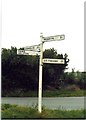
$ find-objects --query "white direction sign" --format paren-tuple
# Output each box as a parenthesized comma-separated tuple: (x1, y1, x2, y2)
(43, 58, 65, 64)
(24, 44, 40, 52)
(42, 34, 65, 42)
(17, 50, 24, 55)
(17, 49, 40, 56)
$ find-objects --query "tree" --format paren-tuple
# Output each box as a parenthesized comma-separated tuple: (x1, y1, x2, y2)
(2, 47, 69, 94)
(2, 47, 39, 91)
(43, 48, 69, 89)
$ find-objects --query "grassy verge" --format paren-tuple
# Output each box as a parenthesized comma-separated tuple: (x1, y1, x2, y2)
(2, 89, 85, 97)
(43, 89, 85, 97)
(1, 104, 86, 119)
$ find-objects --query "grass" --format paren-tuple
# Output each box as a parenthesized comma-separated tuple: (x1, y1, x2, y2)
(1, 104, 86, 119)
(2, 89, 85, 97)
(43, 89, 85, 97)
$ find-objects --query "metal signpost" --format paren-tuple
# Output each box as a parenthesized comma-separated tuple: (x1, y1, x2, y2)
(43, 58, 65, 64)
(43, 34, 65, 42)
(17, 50, 40, 56)
(17, 33, 65, 113)
(38, 33, 43, 113)
(24, 44, 40, 52)
(17, 44, 40, 56)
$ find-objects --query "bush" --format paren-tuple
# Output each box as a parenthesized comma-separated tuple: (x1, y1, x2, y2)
(64, 85, 80, 91)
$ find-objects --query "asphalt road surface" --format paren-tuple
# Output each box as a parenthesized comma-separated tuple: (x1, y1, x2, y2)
(2, 97, 85, 110)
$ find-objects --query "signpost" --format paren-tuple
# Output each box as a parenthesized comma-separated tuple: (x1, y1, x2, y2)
(38, 33, 43, 113)
(17, 49, 40, 56)
(43, 58, 65, 64)
(24, 44, 40, 52)
(17, 50, 25, 55)
(17, 33, 65, 113)
(24, 50, 40, 56)
(43, 34, 65, 42)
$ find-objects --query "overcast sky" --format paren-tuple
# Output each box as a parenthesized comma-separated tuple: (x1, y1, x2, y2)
(1, 0, 84, 72)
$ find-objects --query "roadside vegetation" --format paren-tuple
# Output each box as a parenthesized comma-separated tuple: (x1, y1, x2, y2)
(1, 47, 86, 97)
(2, 89, 85, 97)
(1, 104, 86, 119)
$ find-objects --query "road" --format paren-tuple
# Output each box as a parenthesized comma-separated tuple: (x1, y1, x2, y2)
(1, 97, 85, 110)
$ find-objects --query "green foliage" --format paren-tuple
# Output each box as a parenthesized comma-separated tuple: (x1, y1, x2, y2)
(1, 104, 85, 118)
(43, 89, 84, 97)
(2, 104, 39, 118)
(2, 47, 69, 95)
(43, 48, 69, 89)
(61, 70, 86, 89)
(2, 89, 84, 97)
(2, 47, 39, 91)
(2, 104, 13, 110)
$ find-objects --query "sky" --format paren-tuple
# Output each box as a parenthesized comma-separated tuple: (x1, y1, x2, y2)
(1, 0, 85, 72)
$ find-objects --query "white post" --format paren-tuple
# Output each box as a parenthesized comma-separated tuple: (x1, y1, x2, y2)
(38, 33, 43, 113)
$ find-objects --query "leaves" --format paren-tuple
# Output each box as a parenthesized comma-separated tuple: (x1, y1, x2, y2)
(2, 47, 69, 93)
